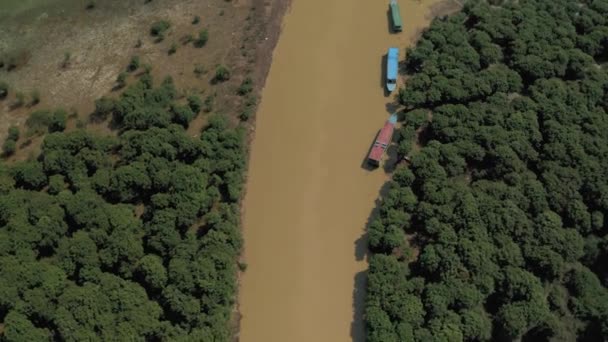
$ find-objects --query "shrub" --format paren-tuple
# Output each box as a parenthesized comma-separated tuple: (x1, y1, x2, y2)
(85, 1, 95, 10)
(187, 95, 202, 113)
(30, 90, 40, 106)
(116, 72, 128, 88)
(203, 95, 214, 113)
(195, 29, 209, 48)
(135, 39, 143, 48)
(237, 77, 253, 95)
(214, 65, 230, 82)
(2, 139, 16, 156)
(49, 109, 68, 132)
(168, 44, 177, 55)
(26, 110, 52, 135)
(8, 126, 19, 141)
(192, 15, 200, 25)
(128, 56, 140, 72)
(150, 20, 170, 38)
(239, 107, 253, 121)
(0, 81, 8, 99)
(171, 105, 195, 127)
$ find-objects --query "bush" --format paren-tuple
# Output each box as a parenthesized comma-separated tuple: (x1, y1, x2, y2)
(26, 110, 52, 135)
(237, 77, 253, 96)
(213, 65, 230, 82)
(203, 95, 214, 113)
(195, 29, 209, 48)
(0, 81, 8, 99)
(8, 126, 19, 141)
(116, 72, 128, 88)
(150, 20, 170, 38)
(187, 95, 202, 113)
(2, 139, 16, 156)
(192, 15, 200, 25)
(127, 56, 140, 72)
(93, 97, 115, 121)
(172, 105, 195, 127)
(85, 1, 95, 10)
(239, 107, 253, 121)
(49, 109, 68, 132)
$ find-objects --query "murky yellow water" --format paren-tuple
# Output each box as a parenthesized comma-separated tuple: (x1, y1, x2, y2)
(240, 0, 441, 341)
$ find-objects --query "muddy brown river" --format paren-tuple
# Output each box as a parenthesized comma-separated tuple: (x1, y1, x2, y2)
(239, 0, 442, 341)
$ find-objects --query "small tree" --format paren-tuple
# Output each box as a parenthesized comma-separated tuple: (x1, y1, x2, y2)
(214, 65, 230, 82)
(237, 77, 253, 95)
(8, 126, 19, 141)
(150, 20, 170, 40)
(116, 72, 128, 88)
(2, 139, 16, 156)
(49, 109, 67, 132)
(195, 29, 209, 48)
(127, 56, 140, 72)
(187, 95, 202, 113)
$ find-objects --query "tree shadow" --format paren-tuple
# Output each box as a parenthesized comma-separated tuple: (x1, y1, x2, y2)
(350, 270, 367, 342)
(380, 54, 392, 97)
(350, 181, 392, 341)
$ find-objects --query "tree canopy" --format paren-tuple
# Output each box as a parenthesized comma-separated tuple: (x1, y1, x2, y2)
(0, 75, 247, 340)
(367, 0, 608, 341)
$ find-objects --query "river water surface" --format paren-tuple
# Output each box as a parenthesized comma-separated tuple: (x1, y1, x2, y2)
(239, 0, 441, 341)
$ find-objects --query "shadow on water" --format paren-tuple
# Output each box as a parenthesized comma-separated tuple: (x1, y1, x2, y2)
(380, 54, 391, 97)
(350, 181, 392, 342)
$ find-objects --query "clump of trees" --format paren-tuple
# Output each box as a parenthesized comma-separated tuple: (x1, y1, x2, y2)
(366, 0, 608, 341)
(0, 75, 247, 340)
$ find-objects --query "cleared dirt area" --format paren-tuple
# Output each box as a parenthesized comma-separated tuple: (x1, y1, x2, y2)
(0, 0, 287, 161)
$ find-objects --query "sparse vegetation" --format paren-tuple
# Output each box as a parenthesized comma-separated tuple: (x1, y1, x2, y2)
(195, 29, 209, 48)
(192, 15, 201, 25)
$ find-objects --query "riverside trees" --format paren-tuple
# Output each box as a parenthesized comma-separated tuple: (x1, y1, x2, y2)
(366, 0, 608, 341)
(0, 74, 247, 340)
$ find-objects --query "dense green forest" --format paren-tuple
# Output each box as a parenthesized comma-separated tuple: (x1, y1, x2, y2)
(0, 73, 246, 340)
(366, 0, 608, 341)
